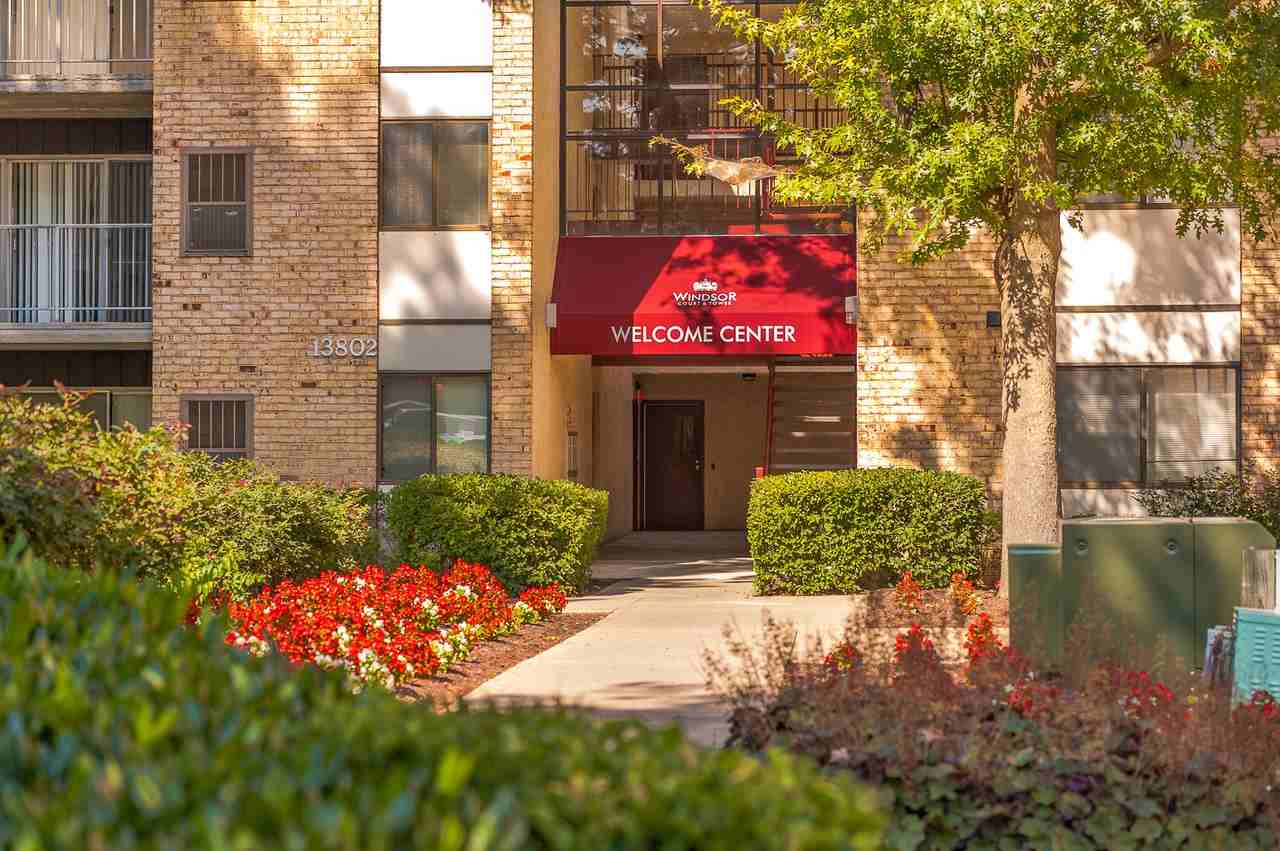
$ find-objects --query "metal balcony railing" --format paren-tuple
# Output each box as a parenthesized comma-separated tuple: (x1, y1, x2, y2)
(0, 0, 151, 77)
(0, 223, 151, 323)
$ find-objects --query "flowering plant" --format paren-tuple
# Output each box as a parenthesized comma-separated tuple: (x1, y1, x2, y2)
(893, 572, 924, 620)
(823, 639, 860, 673)
(216, 560, 566, 691)
(949, 572, 981, 617)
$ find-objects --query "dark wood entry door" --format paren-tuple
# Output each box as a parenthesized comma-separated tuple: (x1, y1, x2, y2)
(642, 402, 705, 530)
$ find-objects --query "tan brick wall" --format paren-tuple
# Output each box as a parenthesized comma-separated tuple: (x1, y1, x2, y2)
(490, 0, 535, 475)
(1242, 217, 1280, 468)
(856, 226, 1005, 499)
(150, 0, 379, 486)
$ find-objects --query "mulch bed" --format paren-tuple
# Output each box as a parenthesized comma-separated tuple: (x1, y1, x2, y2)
(854, 587, 1009, 630)
(399, 613, 606, 709)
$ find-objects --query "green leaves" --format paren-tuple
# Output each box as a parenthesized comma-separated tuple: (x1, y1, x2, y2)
(747, 468, 988, 594)
(0, 391, 378, 596)
(0, 548, 885, 849)
(385, 474, 609, 593)
(701, 0, 1280, 258)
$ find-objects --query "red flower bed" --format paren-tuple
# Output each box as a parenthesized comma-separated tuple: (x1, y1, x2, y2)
(213, 561, 566, 691)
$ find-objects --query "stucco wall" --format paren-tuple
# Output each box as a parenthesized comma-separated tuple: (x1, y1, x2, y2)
(530, 0, 594, 486)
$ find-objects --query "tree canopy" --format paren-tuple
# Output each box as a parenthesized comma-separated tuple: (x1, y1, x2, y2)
(693, 0, 1280, 258)
(672, 0, 1280, 575)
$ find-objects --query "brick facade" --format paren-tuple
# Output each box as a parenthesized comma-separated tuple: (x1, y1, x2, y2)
(856, 227, 1005, 498)
(150, 0, 380, 485)
(489, 0, 536, 475)
(1242, 219, 1280, 469)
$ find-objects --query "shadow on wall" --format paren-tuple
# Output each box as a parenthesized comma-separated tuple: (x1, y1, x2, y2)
(1057, 209, 1241, 307)
(1057, 309, 1239, 364)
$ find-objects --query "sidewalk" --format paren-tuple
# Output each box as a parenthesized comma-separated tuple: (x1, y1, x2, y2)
(466, 531, 852, 746)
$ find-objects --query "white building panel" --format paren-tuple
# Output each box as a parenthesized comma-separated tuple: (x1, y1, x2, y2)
(1057, 310, 1240, 364)
(380, 230, 492, 321)
(1061, 489, 1150, 518)
(1058, 208, 1240, 306)
(379, 324, 491, 372)
(381, 73, 493, 119)
(381, 0, 492, 69)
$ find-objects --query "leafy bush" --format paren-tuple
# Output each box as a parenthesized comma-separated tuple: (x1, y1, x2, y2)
(748, 468, 988, 594)
(0, 390, 376, 595)
(712, 614, 1280, 851)
(0, 446, 97, 568)
(170, 453, 378, 598)
(1136, 462, 1280, 537)
(0, 392, 194, 572)
(386, 474, 609, 592)
(0, 544, 883, 850)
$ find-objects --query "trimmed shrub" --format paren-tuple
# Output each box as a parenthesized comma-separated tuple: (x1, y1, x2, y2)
(0, 391, 376, 595)
(169, 454, 378, 599)
(0, 546, 884, 850)
(386, 474, 609, 592)
(748, 467, 988, 594)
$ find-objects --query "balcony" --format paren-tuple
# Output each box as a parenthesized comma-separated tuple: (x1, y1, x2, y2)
(0, 0, 151, 93)
(0, 222, 151, 346)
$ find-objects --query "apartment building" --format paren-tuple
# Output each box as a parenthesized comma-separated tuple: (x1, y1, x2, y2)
(0, 0, 1269, 539)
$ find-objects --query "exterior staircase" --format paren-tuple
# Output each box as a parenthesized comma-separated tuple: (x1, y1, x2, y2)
(766, 366, 857, 473)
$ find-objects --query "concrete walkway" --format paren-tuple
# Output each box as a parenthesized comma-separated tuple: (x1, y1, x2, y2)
(467, 531, 853, 746)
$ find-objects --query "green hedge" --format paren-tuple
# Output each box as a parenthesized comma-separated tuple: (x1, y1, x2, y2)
(386, 474, 609, 592)
(0, 544, 884, 850)
(748, 468, 988, 594)
(0, 391, 376, 596)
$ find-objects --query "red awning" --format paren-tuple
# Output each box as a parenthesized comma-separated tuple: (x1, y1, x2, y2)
(548, 235, 857, 356)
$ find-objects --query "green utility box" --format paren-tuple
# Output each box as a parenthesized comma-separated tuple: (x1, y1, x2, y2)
(1008, 544, 1064, 666)
(1009, 518, 1274, 668)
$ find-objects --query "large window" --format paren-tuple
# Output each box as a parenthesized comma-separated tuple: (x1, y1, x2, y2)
(18, 389, 151, 430)
(379, 374, 490, 481)
(562, 0, 848, 235)
(380, 121, 490, 229)
(1057, 367, 1238, 486)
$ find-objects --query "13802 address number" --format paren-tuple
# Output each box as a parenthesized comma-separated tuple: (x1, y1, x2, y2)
(308, 336, 378, 358)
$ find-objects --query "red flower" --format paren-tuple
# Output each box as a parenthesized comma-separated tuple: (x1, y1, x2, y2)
(214, 561, 567, 690)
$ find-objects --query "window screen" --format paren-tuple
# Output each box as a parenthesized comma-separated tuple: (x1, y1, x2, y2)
(380, 121, 489, 228)
(1057, 367, 1238, 485)
(184, 152, 250, 255)
(1146, 368, 1237, 482)
(185, 396, 252, 459)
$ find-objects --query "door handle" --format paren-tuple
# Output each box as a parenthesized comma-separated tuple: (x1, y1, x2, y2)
(694, 458, 703, 472)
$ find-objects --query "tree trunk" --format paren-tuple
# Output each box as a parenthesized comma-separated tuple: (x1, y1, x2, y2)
(994, 198, 1062, 597)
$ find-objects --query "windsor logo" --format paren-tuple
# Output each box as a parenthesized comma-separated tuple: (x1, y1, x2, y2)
(674, 278, 737, 308)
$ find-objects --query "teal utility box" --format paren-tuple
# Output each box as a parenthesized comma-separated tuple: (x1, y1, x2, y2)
(1234, 607, 1280, 700)
(1009, 518, 1274, 667)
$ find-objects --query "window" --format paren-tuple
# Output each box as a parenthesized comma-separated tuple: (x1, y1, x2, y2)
(183, 395, 252, 459)
(18, 389, 151, 430)
(183, 150, 251, 256)
(1057, 367, 1238, 486)
(562, 0, 849, 235)
(380, 121, 490, 229)
(379, 374, 489, 481)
